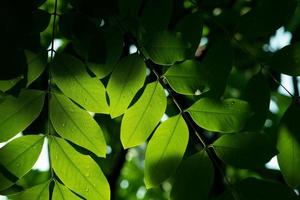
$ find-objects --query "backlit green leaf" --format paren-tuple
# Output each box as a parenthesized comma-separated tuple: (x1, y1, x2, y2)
(171, 151, 214, 200)
(213, 132, 277, 168)
(277, 102, 300, 187)
(50, 93, 107, 157)
(25, 50, 47, 87)
(188, 97, 252, 133)
(50, 137, 110, 200)
(0, 76, 23, 92)
(142, 31, 191, 65)
(53, 181, 82, 200)
(0, 90, 45, 142)
(121, 81, 167, 148)
(144, 115, 189, 188)
(8, 180, 50, 200)
(269, 42, 300, 76)
(164, 59, 211, 95)
(51, 53, 108, 113)
(107, 54, 146, 118)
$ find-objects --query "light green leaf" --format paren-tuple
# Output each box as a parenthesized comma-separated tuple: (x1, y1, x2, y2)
(277, 102, 300, 187)
(142, 31, 191, 65)
(121, 81, 167, 148)
(171, 151, 214, 200)
(50, 137, 110, 200)
(25, 50, 47, 87)
(175, 11, 203, 51)
(141, 0, 172, 32)
(0, 76, 23, 92)
(244, 71, 270, 131)
(107, 54, 146, 118)
(144, 114, 189, 188)
(0, 135, 44, 182)
(213, 132, 277, 168)
(51, 53, 108, 113)
(269, 42, 300, 76)
(0, 90, 45, 142)
(87, 27, 123, 79)
(164, 59, 211, 95)
(50, 93, 106, 157)
(187, 97, 252, 133)
(8, 180, 50, 200)
(53, 181, 82, 200)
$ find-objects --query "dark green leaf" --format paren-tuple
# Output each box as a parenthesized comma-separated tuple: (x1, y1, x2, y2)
(25, 50, 47, 87)
(0, 76, 23, 92)
(171, 151, 214, 200)
(121, 81, 167, 148)
(0, 90, 45, 142)
(188, 97, 252, 133)
(144, 115, 189, 188)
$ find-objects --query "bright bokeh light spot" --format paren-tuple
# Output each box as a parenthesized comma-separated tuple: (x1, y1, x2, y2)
(106, 145, 112, 155)
(265, 156, 280, 170)
(278, 74, 294, 96)
(47, 39, 63, 57)
(120, 179, 129, 189)
(136, 186, 147, 199)
(129, 45, 138, 54)
(160, 113, 169, 122)
(267, 27, 292, 52)
(0, 195, 7, 200)
(32, 138, 50, 171)
(269, 99, 279, 113)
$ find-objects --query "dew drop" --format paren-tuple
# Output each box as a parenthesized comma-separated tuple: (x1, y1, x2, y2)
(85, 187, 89, 192)
(194, 89, 201, 95)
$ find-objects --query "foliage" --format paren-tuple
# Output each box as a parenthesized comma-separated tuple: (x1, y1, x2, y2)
(1, 0, 300, 199)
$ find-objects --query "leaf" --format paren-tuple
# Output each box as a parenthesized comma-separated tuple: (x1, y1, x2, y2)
(87, 27, 123, 79)
(213, 132, 277, 168)
(187, 97, 252, 133)
(277, 102, 300, 187)
(51, 53, 108, 113)
(144, 114, 189, 188)
(243, 71, 270, 131)
(53, 181, 82, 200)
(0, 135, 44, 188)
(8, 180, 50, 200)
(141, 0, 172, 32)
(0, 90, 45, 142)
(171, 151, 214, 200)
(50, 137, 110, 200)
(269, 42, 300, 76)
(233, 178, 299, 200)
(121, 81, 167, 148)
(0, 76, 23, 92)
(25, 50, 47, 87)
(119, 0, 142, 18)
(164, 59, 211, 95)
(50, 93, 107, 157)
(107, 54, 146, 118)
(236, 0, 296, 38)
(175, 11, 203, 51)
(141, 31, 191, 65)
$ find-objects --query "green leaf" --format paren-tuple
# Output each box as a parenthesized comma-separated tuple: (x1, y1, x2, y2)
(53, 181, 82, 200)
(213, 132, 277, 168)
(50, 137, 110, 200)
(107, 54, 146, 118)
(142, 31, 191, 65)
(8, 180, 50, 200)
(87, 27, 123, 79)
(0, 135, 44, 181)
(141, 0, 172, 32)
(121, 81, 167, 148)
(144, 114, 189, 188)
(0, 76, 23, 92)
(233, 178, 299, 200)
(0, 90, 45, 142)
(175, 11, 203, 51)
(243, 71, 270, 131)
(187, 97, 252, 133)
(25, 50, 47, 87)
(51, 53, 108, 113)
(164, 59, 211, 95)
(269, 42, 300, 76)
(237, 0, 296, 38)
(119, 0, 142, 18)
(171, 151, 214, 200)
(50, 93, 107, 157)
(277, 102, 300, 187)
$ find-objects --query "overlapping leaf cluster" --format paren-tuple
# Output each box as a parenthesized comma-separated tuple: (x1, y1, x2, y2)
(1, 0, 300, 199)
